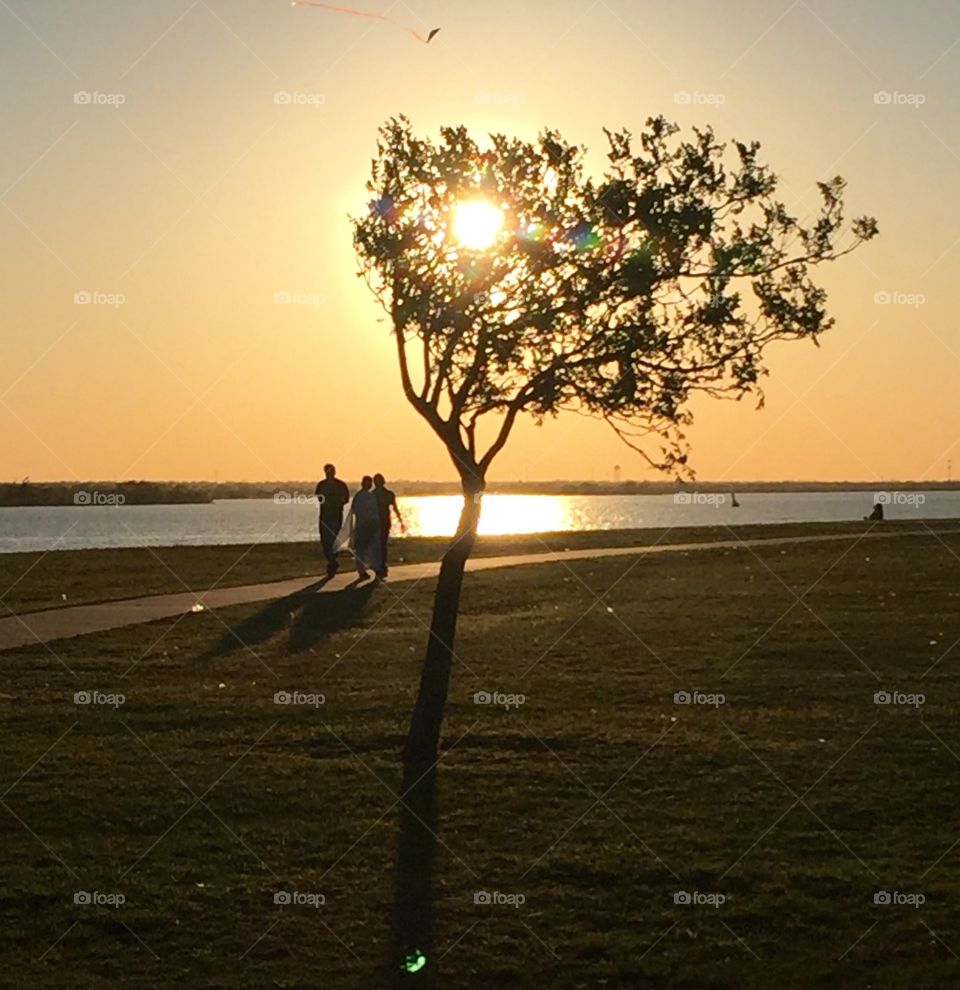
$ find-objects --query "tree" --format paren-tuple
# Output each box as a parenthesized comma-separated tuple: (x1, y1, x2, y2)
(354, 115, 876, 983)
(353, 114, 876, 771)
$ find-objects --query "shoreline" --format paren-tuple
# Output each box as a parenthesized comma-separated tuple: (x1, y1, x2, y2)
(3, 515, 958, 553)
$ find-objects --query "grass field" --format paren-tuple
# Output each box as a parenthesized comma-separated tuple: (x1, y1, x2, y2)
(2, 525, 960, 987)
(0, 519, 948, 615)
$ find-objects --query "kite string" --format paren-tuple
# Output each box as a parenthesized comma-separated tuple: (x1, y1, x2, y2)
(292, 0, 427, 42)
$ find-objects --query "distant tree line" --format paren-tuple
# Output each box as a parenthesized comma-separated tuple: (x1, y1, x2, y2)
(2, 479, 957, 507)
(0, 482, 214, 506)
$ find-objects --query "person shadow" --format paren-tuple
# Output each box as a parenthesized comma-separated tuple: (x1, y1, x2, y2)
(208, 578, 376, 656)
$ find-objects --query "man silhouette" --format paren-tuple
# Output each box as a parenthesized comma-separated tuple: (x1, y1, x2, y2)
(373, 473, 405, 579)
(315, 463, 350, 577)
(350, 475, 381, 580)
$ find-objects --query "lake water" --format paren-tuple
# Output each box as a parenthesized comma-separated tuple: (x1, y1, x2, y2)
(0, 492, 957, 553)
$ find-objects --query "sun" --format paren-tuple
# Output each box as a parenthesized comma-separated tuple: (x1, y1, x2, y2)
(452, 199, 504, 250)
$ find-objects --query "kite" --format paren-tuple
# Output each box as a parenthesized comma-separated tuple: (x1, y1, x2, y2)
(292, 1, 440, 44)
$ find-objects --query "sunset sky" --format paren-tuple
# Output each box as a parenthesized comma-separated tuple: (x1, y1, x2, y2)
(2, 0, 958, 484)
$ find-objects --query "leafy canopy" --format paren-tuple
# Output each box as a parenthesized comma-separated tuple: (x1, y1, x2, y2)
(353, 115, 877, 483)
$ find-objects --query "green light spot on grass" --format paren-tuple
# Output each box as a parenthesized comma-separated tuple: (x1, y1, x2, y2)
(403, 949, 426, 973)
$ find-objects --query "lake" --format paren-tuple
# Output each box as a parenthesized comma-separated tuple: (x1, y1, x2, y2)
(0, 491, 956, 553)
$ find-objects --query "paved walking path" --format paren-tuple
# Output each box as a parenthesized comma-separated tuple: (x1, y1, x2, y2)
(0, 527, 944, 652)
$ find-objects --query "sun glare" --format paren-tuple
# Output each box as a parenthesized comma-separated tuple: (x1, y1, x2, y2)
(452, 199, 504, 250)
(402, 494, 569, 537)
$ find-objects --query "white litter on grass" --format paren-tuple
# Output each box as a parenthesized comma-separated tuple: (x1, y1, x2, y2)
(191, 602, 205, 613)
(818, 738, 826, 743)
(218, 682, 226, 689)
(61, 593, 67, 601)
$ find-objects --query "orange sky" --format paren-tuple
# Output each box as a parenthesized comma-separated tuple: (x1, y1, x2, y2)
(1, 0, 958, 484)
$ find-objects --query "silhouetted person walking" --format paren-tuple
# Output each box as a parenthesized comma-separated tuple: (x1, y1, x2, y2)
(373, 473, 405, 579)
(350, 475, 381, 580)
(315, 463, 350, 578)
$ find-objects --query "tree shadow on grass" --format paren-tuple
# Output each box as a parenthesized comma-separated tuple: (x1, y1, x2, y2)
(388, 760, 441, 988)
(209, 580, 376, 656)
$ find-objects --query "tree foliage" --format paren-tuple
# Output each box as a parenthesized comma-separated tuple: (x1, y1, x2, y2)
(354, 116, 877, 483)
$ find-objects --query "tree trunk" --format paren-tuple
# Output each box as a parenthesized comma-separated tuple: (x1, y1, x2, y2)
(404, 482, 481, 765)
(389, 478, 482, 986)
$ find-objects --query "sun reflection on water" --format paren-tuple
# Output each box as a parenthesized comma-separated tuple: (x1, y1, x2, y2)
(400, 495, 571, 537)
